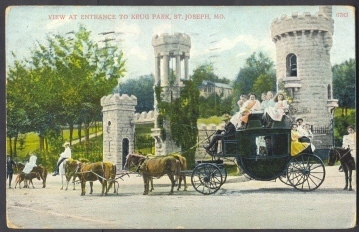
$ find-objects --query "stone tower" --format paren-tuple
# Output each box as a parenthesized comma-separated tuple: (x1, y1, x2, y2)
(101, 93, 137, 170)
(271, 6, 338, 129)
(151, 33, 191, 156)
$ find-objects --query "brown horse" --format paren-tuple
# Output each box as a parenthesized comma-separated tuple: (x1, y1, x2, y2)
(170, 153, 188, 191)
(13, 163, 47, 188)
(328, 147, 356, 191)
(77, 161, 116, 196)
(14, 171, 40, 189)
(124, 153, 181, 195)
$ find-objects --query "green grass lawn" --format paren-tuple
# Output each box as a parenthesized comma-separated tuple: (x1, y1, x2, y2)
(6, 125, 102, 157)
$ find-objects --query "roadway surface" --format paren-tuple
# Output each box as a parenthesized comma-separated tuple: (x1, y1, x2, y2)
(5, 165, 357, 230)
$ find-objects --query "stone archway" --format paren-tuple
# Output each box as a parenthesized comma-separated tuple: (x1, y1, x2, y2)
(122, 138, 129, 168)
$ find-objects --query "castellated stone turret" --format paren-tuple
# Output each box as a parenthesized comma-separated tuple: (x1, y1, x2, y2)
(271, 6, 338, 128)
(101, 93, 137, 171)
(151, 33, 192, 156)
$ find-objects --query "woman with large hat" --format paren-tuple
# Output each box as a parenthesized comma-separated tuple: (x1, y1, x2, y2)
(52, 142, 72, 176)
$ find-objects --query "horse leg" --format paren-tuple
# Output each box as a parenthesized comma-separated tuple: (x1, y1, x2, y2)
(348, 169, 353, 191)
(182, 174, 187, 191)
(30, 179, 35, 188)
(61, 175, 64, 190)
(14, 176, 21, 189)
(168, 174, 175, 195)
(104, 180, 108, 196)
(80, 180, 86, 196)
(150, 178, 154, 192)
(72, 176, 77, 190)
(343, 168, 349, 190)
(177, 175, 182, 191)
(143, 176, 149, 195)
(90, 182, 93, 194)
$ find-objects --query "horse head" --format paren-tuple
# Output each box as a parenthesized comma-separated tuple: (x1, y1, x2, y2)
(328, 147, 351, 166)
(124, 153, 146, 170)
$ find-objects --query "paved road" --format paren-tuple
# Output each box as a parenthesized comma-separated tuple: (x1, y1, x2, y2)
(5, 165, 357, 230)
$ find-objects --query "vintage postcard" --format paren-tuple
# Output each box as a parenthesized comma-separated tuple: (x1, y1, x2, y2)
(5, 5, 356, 229)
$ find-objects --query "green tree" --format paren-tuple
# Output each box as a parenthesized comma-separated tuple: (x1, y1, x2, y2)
(233, 52, 275, 103)
(156, 80, 199, 168)
(119, 74, 154, 113)
(332, 58, 356, 116)
(191, 63, 232, 117)
(252, 73, 277, 97)
(6, 25, 126, 157)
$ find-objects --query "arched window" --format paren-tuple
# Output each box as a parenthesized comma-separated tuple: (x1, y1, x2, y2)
(286, 54, 297, 77)
(327, 84, 332, 99)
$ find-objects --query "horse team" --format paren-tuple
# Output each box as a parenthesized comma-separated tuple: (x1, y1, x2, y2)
(11, 147, 355, 195)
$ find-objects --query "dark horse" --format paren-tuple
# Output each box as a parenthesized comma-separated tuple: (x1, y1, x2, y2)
(13, 162, 48, 188)
(328, 147, 356, 191)
(124, 153, 181, 195)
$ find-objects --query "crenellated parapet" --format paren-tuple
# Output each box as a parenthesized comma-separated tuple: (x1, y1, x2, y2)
(271, 11, 334, 43)
(101, 93, 137, 110)
(152, 32, 191, 57)
(134, 110, 155, 124)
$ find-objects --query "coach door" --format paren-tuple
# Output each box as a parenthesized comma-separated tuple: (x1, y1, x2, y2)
(122, 138, 129, 168)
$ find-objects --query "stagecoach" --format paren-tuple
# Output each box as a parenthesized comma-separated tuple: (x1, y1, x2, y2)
(190, 113, 326, 195)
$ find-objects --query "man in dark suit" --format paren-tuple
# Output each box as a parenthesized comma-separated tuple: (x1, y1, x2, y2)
(203, 113, 236, 155)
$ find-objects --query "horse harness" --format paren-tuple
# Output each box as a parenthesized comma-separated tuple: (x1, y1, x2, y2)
(334, 148, 351, 162)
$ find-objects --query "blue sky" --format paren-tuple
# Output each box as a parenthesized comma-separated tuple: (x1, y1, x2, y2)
(6, 6, 355, 82)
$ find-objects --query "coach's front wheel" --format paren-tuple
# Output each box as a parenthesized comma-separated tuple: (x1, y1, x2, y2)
(191, 163, 222, 195)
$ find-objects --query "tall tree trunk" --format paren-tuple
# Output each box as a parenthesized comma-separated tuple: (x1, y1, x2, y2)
(45, 137, 48, 152)
(69, 123, 74, 145)
(78, 124, 82, 144)
(8, 136, 13, 156)
(85, 122, 90, 155)
(14, 135, 18, 156)
(39, 135, 45, 151)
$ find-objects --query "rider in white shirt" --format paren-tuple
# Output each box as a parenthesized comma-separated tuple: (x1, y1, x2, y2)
(23, 152, 37, 174)
(52, 142, 71, 176)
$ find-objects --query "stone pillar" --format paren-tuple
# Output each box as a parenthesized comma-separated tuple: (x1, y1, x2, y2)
(175, 54, 181, 85)
(184, 56, 189, 80)
(161, 54, 169, 87)
(154, 56, 160, 86)
(101, 94, 137, 171)
(151, 33, 191, 156)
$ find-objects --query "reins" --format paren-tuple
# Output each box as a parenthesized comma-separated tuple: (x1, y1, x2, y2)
(335, 148, 351, 160)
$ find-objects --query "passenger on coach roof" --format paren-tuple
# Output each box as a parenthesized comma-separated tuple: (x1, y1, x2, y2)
(264, 91, 275, 109)
(231, 94, 247, 128)
(237, 93, 262, 129)
(260, 92, 267, 110)
(261, 92, 289, 128)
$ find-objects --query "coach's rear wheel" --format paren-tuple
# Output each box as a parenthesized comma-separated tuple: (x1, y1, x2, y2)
(278, 172, 291, 186)
(286, 153, 326, 191)
(191, 163, 222, 195)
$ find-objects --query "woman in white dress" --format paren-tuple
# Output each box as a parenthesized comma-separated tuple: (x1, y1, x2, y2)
(262, 93, 289, 127)
(22, 152, 37, 174)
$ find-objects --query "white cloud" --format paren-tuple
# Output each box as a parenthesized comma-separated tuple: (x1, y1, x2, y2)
(152, 23, 172, 36)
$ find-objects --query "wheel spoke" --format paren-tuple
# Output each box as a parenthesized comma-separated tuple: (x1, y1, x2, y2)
(287, 154, 325, 191)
